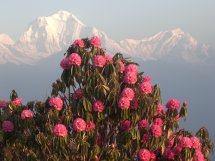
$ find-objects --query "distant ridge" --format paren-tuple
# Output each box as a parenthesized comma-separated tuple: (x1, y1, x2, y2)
(0, 10, 209, 64)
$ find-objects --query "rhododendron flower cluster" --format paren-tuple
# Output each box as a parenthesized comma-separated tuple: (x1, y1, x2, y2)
(72, 89, 83, 99)
(143, 75, 151, 82)
(194, 150, 205, 161)
(124, 71, 137, 84)
(118, 97, 130, 110)
(156, 103, 165, 115)
(60, 58, 71, 70)
(120, 120, 131, 131)
(137, 148, 151, 161)
(105, 54, 113, 64)
(0, 36, 213, 161)
(86, 121, 96, 131)
(2, 120, 14, 132)
(166, 98, 180, 110)
(153, 118, 163, 126)
(94, 55, 106, 67)
(90, 36, 101, 47)
(0, 99, 7, 108)
(138, 119, 149, 129)
(118, 59, 125, 73)
(68, 53, 82, 66)
(121, 88, 135, 101)
(93, 100, 104, 112)
(151, 125, 162, 137)
(141, 134, 151, 144)
(139, 76, 153, 94)
(73, 39, 84, 48)
(49, 97, 63, 111)
(191, 136, 201, 149)
(53, 124, 68, 137)
(125, 64, 138, 74)
(21, 109, 33, 120)
(179, 136, 193, 148)
(73, 117, 87, 132)
(183, 100, 188, 107)
(12, 97, 22, 106)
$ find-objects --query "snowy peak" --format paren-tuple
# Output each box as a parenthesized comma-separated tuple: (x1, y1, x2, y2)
(15, 10, 85, 55)
(50, 10, 72, 21)
(146, 28, 187, 43)
(171, 28, 184, 36)
(36, 10, 85, 26)
(55, 10, 85, 26)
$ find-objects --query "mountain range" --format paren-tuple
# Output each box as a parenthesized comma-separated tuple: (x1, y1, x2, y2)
(0, 10, 211, 65)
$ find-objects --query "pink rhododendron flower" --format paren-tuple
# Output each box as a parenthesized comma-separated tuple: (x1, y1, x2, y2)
(124, 72, 137, 84)
(53, 124, 68, 137)
(0, 99, 7, 109)
(157, 103, 165, 114)
(167, 137, 175, 148)
(125, 64, 138, 74)
(118, 59, 125, 73)
(193, 150, 205, 161)
(191, 136, 201, 149)
(178, 135, 183, 141)
(164, 148, 175, 160)
(74, 39, 84, 48)
(60, 58, 71, 70)
(12, 97, 22, 106)
(179, 136, 192, 148)
(137, 148, 151, 161)
(120, 120, 131, 131)
(94, 55, 106, 67)
(93, 100, 104, 112)
(139, 82, 152, 94)
(183, 100, 188, 107)
(90, 36, 101, 47)
(68, 53, 82, 66)
(166, 98, 180, 110)
(141, 133, 151, 144)
(173, 145, 183, 155)
(175, 114, 180, 121)
(73, 117, 86, 132)
(130, 98, 138, 110)
(2, 120, 14, 132)
(105, 54, 113, 64)
(153, 118, 163, 126)
(21, 109, 33, 120)
(118, 97, 130, 110)
(150, 152, 156, 160)
(121, 88, 135, 101)
(86, 121, 96, 131)
(72, 89, 83, 99)
(138, 119, 149, 129)
(49, 97, 63, 111)
(151, 125, 162, 137)
(143, 75, 151, 82)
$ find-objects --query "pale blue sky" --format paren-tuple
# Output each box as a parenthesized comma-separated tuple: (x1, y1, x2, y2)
(0, 0, 215, 45)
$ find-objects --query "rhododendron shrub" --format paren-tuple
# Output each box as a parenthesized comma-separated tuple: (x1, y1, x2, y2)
(0, 37, 214, 161)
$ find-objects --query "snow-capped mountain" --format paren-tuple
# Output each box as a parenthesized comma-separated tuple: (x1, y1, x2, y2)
(0, 10, 210, 64)
(119, 28, 209, 63)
